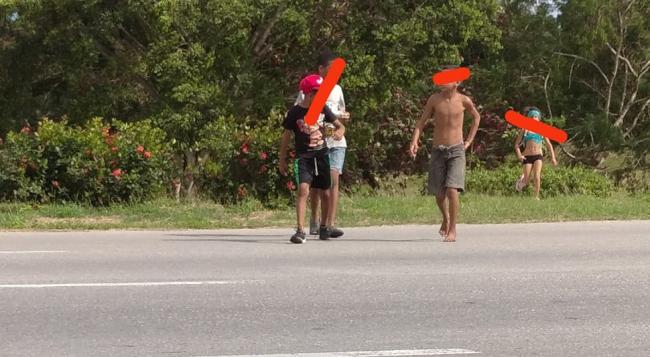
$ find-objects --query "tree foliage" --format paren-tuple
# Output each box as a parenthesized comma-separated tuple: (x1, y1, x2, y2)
(1, 0, 648, 199)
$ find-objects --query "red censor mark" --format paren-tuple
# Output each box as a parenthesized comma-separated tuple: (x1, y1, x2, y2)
(505, 110, 568, 144)
(432, 67, 471, 85)
(305, 58, 346, 126)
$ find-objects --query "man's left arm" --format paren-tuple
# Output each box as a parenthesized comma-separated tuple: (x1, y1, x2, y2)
(545, 137, 558, 166)
(338, 88, 350, 124)
(324, 105, 345, 139)
(332, 119, 345, 139)
(463, 95, 481, 150)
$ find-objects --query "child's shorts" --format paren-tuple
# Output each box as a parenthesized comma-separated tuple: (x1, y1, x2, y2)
(427, 143, 466, 196)
(328, 147, 346, 174)
(294, 148, 331, 189)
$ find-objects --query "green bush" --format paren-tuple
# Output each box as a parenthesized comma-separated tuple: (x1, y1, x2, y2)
(198, 114, 295, 207)
(616, 170, 650, 193)
(0, 128, 46, 201)
(0, 118, 169, 205)
(0, 115, 620, 207)
(466, 163, 615, 197)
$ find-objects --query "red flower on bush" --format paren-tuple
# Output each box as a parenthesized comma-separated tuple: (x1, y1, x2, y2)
(237, 185, 248, 198)
(110, 159, 118, 168)
(286, 181, 296, 190)
(240, 143, 250, 154)
(111, 146, 119, 153)
(136, 145, 145, 154)
(289, 151, 296, 159)
(259, 152, 268, 160)
(51, 180, 60, 189)
(144, 151, 152, 159)
(112, 169, 122, 179)
(20, 126, 31, 134)
(238, 158, 248, 166)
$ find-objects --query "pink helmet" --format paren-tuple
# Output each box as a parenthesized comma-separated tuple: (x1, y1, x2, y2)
(299, 74, 323, 94)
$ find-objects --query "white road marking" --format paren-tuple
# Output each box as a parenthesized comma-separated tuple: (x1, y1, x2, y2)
(197, 349, 481, 357)
(0, 251, 68, 254)
(0, 280, 261, 289)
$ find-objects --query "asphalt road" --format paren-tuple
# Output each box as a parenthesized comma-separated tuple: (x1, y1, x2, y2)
(1, 221, 649, 357)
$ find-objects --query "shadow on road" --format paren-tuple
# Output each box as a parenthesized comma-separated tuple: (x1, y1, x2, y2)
(344, 239, 435, 242)
(163, 234, 435, 244)
(166, 233, 286, 238)
(163, 239, 290, 244)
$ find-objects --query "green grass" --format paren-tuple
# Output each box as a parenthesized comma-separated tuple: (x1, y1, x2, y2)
(0, 193, 648, 231)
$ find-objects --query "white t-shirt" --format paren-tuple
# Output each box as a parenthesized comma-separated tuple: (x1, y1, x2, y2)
(295, 84, 346, 148)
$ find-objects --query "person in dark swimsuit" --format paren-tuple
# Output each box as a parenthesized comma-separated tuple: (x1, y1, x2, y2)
(514, 107, 558, 200)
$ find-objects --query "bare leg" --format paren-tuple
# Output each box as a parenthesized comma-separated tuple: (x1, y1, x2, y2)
(329, 169, 341, 227)
(435, 193, 450, 237)
(532, 160, 543, 200)
(521, 164, 533, 186)
(296, 183, 310, 231)
(319, 188, 331, 227)
(444, 187, 460, 242)
(310, 188, 320, 223)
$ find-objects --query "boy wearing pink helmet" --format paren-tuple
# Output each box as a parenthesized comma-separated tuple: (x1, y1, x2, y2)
(279, 74, 346, 244)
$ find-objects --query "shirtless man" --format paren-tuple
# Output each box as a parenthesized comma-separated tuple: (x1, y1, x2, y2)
(409, 77, 480, 242)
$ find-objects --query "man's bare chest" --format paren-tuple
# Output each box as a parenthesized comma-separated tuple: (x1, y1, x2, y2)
(434, 99, 464, 118)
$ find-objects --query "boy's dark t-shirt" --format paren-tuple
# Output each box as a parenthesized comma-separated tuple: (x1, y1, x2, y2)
(283, 105, 336, 157)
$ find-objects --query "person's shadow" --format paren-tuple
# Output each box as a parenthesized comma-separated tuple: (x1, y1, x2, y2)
(163, 233, 433, 244)
(163, 233, 288, 244)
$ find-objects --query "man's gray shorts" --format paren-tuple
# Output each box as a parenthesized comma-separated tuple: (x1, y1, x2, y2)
(427, 143, 466, 196)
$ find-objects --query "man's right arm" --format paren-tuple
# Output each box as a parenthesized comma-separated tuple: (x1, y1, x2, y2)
(514, 130, 525, 160)
(279, 130, 291, 176)
(279, 109, 294, 176)
(410, 95, 435, 157)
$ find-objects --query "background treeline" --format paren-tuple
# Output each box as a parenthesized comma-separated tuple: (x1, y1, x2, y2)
(1, 0, 648, 205)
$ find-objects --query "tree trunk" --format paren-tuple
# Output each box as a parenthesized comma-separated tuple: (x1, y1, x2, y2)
(183, 149, 197, 200)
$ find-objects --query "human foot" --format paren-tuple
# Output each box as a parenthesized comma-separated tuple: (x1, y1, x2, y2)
(515, 175, 525, 191)
(439, 219, 449, 238)
(443, 230, 456, 242)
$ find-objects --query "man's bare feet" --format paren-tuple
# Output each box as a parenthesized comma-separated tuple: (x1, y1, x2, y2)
(438, 218, 449, 237)
(443, 230, 456, 242)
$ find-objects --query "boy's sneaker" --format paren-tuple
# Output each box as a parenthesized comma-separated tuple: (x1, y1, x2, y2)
(329, 227, 344, 238)
(290, 230, 306, 244)
(309, 220, 319, 235)
(319, 226, 331, 240)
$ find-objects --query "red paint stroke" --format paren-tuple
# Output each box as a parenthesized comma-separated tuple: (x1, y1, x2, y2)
(432, 67, 471, 85)
(305, 58, 346, 126)
(505, 110, 568, 144)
